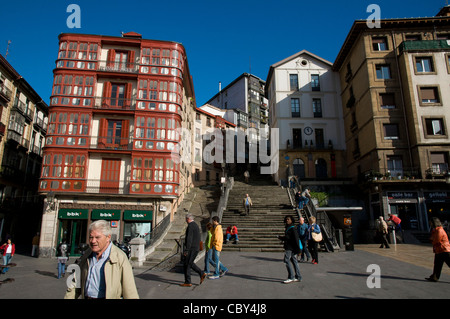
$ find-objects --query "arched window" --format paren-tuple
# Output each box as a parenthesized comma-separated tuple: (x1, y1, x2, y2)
(293, 158, 305, 179)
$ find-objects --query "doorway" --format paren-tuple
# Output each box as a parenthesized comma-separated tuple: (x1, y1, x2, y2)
(58, 219, 88, 256)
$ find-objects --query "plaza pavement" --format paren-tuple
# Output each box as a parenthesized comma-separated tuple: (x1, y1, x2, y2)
(0, 243, 448, 301)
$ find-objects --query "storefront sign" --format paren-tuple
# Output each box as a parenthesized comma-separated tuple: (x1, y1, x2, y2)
(91, 209, 121, 220)
(387, 192, 418, 203)
(58, 209, 89, 219)
(424, 192, 450, 203)
(123, 210, 153, 221)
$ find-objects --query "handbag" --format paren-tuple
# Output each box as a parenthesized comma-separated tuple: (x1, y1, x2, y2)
(312, 231, 322, 242)
(199, 241, 203, 251)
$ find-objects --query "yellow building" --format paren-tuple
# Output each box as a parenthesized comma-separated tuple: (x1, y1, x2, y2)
(333, 7, 450, 232)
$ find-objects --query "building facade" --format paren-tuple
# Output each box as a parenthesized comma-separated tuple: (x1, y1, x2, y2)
(193, 106, 235, 186)
(0, 54, 48, 246)
(38, 32, 196, 257)
(332, 9, 450, 232)
(265, 50, 346, 186)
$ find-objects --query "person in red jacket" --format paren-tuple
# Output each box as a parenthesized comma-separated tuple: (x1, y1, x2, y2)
(426, 217, 450, 282)
(1, 239, 15, 274)
(225, 225, 239, 244)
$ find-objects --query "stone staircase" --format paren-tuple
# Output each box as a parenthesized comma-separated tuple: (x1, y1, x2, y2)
(220, 176, 294, 252)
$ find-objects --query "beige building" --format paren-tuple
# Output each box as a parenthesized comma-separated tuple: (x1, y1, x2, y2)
(332, 7, 450, 231)
(0, 54, 48, 245)
(193, 106, 235, 186)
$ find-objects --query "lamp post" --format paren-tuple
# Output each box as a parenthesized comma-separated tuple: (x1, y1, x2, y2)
(46, 191, 56, 210)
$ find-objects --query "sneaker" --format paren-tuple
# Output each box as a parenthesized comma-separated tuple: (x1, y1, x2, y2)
(220, 269, 228, 277)
(293, 278, 302, 282)
(208, 275, 220, 280)
(283, 279, 294, 284)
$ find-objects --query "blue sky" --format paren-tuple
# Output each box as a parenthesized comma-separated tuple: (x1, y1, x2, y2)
(0, 0, 446, 106)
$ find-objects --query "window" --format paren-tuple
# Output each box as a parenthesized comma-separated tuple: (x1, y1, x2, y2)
(376, 65, 391, 79)
(315, 129, 324, 149)
(289, 74, 298, 91)
(372, 37, 388, 51)
(311, 75, 320, 91)
(387, 156, 403, 177)
(380, 93, 396, 109)
(415, 57, 434, 73)
(383, 124, 399, 140)
(425, 118, 446, 136)
(312, 99, 322, 117)
(292, 128, 302, 149)
(419, 87, 440, 104)
(430, 152, 449, 174)
(291, 98, 300, 117)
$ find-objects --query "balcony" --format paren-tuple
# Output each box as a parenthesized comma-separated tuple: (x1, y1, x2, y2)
(97, 60, 139, 74)
(0, 82, 12, 103)
(94, 97, 136, 112)
(44, 135, 133, 151)
(399, 40, 450, 53)
(6, 130, 29, 149)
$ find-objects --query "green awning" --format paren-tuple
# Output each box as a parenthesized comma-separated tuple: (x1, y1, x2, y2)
(58, 208, 89, 219)
(123, 210, 153, 221)
(91, 209, 121, 220)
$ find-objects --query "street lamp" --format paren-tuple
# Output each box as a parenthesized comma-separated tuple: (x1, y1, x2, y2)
(47, 191, 56, 210)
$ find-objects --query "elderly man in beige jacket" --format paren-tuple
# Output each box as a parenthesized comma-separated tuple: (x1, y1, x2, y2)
(65, 220, 139, 299)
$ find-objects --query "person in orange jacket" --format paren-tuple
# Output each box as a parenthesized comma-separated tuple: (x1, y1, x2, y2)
(426, 217, 450, 282)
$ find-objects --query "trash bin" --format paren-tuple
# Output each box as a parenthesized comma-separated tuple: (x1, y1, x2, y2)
(343, 214, 354, 251)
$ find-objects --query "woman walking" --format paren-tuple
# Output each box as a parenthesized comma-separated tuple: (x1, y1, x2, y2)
(306, 216, 321, 264)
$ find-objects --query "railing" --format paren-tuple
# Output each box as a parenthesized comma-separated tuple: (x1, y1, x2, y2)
(287, 175, 340, 252)
(0, 82, 12, 101)
(399, 40, 450, 53)
(364, 167, 421, 181)
(85, 179, 130, 195)
(91, 136, 133, 151)
(6, 130, 29, 149)
(97, 60, 139, 74)
(210, 177, 234, 222)
(94, 97, 136, 111)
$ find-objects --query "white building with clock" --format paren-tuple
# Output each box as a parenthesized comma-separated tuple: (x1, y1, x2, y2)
(265, 50, 347, 186)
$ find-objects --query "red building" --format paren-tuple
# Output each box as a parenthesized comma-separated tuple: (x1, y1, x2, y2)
(38, 32, 196, 257)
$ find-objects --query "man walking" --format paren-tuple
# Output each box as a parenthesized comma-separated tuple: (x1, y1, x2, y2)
(181, 214, 206, 287)
(243, 194, 253, 216)
(209, 216, 228, 280)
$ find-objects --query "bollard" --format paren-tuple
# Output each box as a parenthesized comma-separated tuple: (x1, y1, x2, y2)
(129, 237, 146, 266)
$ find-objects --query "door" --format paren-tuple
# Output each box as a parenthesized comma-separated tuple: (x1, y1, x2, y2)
(58, 219, 88, 256)
(100, 158, 121, 193)
(106, 120, 123, 148)
(293, 129, 302, 149)
(111, 84, 125, 108)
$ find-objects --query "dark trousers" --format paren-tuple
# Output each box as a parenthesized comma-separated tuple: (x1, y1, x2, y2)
(380, 233, 390, 248)
(244, 205, 250, 215)
(433, 252, 450, 280)
(308, 240, 318, 263)
(183, 250, 202, 284)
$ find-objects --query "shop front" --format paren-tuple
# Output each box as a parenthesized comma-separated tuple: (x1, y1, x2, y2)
(57, 208, 88, 256)
(387, 192, 422, 230)
(425, 191, 450, 227)
(123, 210, 153, 246)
